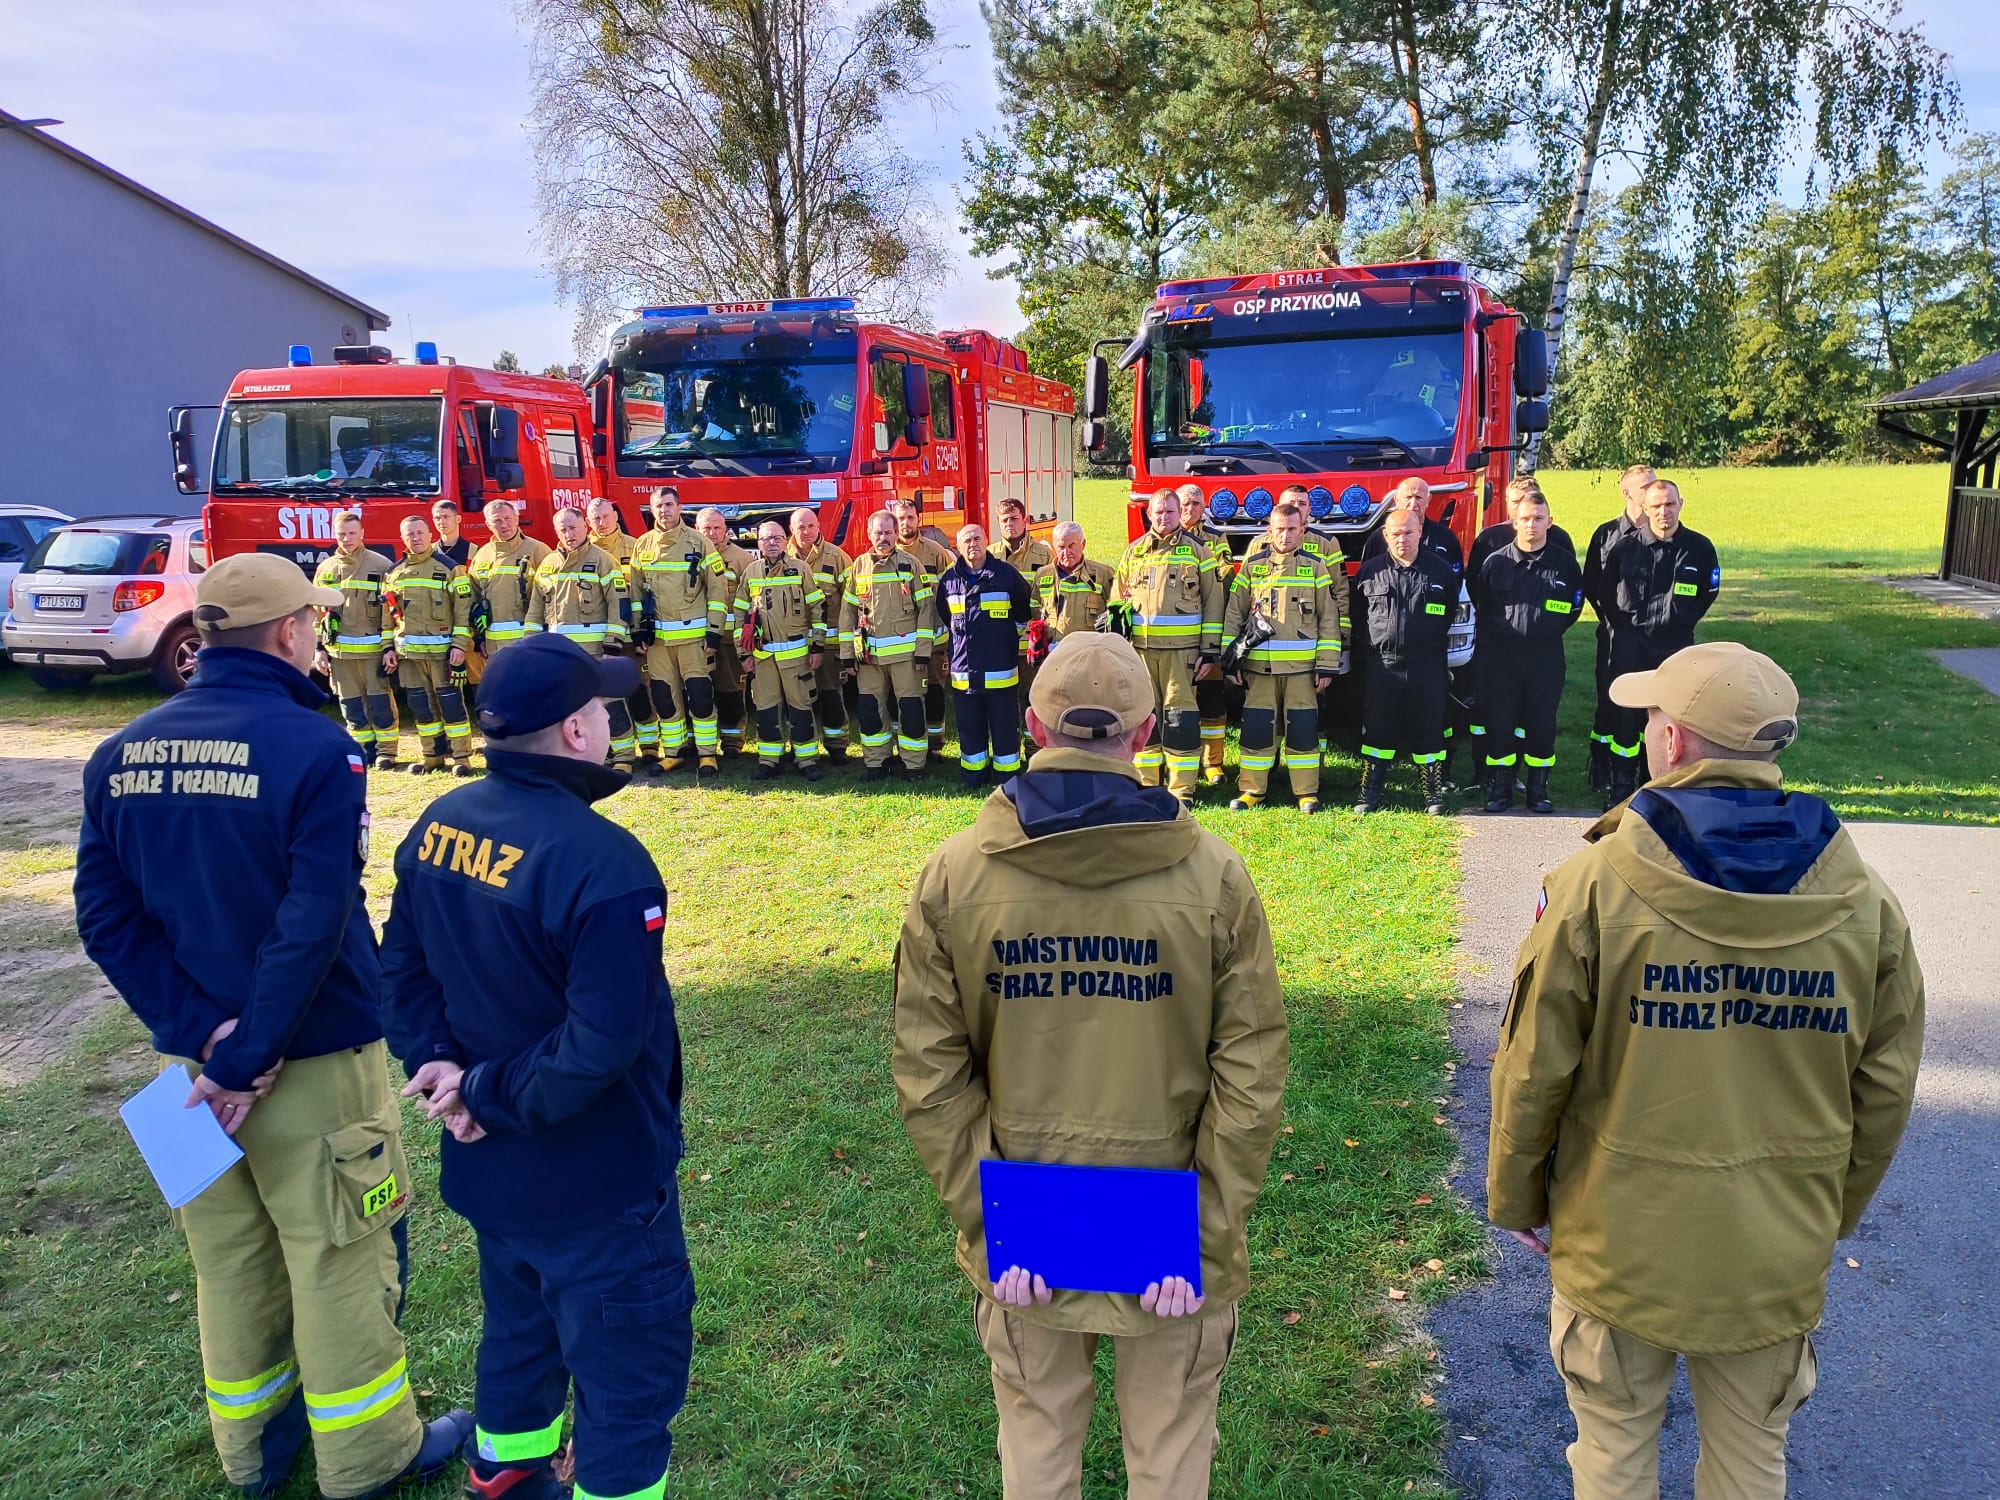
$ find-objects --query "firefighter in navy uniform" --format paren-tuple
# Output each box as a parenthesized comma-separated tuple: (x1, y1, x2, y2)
(1597, 477, 1720, 807)
(381, 634, 692, 1500)
(1173, 483, 1236, 784)
(889, 495, 958, 754)
(737, 519, 828, 782)
(787, 507, 853, 764)
(1352, 506, 1458, 815)
(698, 507, 756, 758)
(935, 522, 1035, 789)
(75, 555, 470, 1500)
(1581, 463, 1656, 793)
(384, 515, 477, 776)
(1469, 487, 1583, 814)
(1223, 500, 1344, 814)
(314, 509, 400, 768)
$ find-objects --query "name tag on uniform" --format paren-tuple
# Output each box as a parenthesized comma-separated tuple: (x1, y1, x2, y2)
(1546, 598, 1574, 613)
(1674, 581, 1698, 596)
(1425, 601, 1447, 615)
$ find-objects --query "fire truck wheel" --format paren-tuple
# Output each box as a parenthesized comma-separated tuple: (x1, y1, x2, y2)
(152, 622, 202, 694)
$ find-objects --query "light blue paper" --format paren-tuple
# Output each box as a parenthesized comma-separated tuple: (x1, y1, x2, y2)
(119, 1064, 244, 1208)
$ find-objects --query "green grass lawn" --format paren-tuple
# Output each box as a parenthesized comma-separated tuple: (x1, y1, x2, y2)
(0, 670, 1471, 1496)
(0, 464, 1993, 1497)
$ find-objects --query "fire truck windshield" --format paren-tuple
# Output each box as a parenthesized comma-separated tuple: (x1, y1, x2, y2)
(1144, 329, 1465, 470)
(213, 398, 444, 493)
(616, 358, 858, 473)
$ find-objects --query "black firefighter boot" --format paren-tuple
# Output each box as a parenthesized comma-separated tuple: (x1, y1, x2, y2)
(1483, 763, 1515, 814)
(1420, 760, 1451, 816)
(1352, 758, 1389, 815)
(1524, 765, 1554, 814)
(1603, 756, 1638, 812)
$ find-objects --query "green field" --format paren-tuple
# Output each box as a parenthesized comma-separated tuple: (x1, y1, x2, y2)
(0, 465, 1993, 1497)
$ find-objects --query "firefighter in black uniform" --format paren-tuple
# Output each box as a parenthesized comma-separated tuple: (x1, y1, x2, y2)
(1469, 487, 1583, 814)
(1352, 506, 1458, 815)
(1466, 476, 1574, 777)
(381, 635, 692, 1500)
(1360, 476, 1465, 577)
(1598, 477, 1721, 806)
(1581, 462, 1656, 793)
(1468, 476, 1574, 579)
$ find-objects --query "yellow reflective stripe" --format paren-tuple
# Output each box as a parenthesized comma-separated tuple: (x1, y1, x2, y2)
(305, 1357, 410, 1433)
(476, 1415, 566, 1465)
(207, 1359, 298, 1419)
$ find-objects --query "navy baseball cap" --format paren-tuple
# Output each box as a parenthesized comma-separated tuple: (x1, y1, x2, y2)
(475, 635, 639, 739)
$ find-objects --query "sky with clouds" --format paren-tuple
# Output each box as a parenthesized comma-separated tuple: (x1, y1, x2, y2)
(4, 0, 1994, 373)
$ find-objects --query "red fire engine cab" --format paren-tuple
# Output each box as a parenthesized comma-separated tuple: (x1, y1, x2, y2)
(1081, 261, 1549, 563)
(175, 342, 600, 568)
(584, 298, 1074, 551)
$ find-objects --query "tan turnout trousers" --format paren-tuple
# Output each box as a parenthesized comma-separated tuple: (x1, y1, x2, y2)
(1551, 1291, 1818, 1500)
(975, 1298, 1238, 1500)
(176, 1042, 423, 1499)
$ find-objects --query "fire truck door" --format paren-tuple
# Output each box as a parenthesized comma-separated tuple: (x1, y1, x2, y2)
(921, 364, 965, 527)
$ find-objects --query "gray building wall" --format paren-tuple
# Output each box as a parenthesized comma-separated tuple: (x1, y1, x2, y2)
(0, 129, 383, 519)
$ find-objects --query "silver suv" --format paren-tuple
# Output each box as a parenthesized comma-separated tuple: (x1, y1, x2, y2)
(4, 516, 208, 693)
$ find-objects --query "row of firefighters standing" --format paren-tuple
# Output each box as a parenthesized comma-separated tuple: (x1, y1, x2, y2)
(311, 464, 1717, 813)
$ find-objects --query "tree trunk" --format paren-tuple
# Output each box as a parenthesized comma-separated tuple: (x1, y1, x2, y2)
(1527, 0, 1625, 472)
(1392, 0, 1438, 211)
(1306, 112, 1349, 250)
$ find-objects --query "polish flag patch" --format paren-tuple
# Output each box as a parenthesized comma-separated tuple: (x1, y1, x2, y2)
(643, 905, 665, 932)
(1534, 886, 1548, 922)
(346, 754, 367, 774)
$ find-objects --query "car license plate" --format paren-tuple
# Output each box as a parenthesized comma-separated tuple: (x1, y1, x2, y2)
(35, 594, 85, 611)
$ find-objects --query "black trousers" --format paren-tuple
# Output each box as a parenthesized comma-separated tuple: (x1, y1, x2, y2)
(1478, 636, 1564, 768)
(952, 688, 1022, 776)
(1360, 654, 1448, 764)
(1591, 623, 1617, 751)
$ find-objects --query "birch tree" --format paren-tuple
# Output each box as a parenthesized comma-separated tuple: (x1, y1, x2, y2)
(521, 0, 949, 352)
(1499, 0, 1957, 467)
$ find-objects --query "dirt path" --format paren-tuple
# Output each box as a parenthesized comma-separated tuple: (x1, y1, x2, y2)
(0, 727, 116, 1085)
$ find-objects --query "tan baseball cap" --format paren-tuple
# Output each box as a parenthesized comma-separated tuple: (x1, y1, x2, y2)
(1029, 633, 1153, 739)
(1610, 641, 1800, 753)
(194, 553, 342, 630)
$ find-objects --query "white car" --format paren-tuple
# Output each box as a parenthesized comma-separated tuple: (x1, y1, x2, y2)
(0, 505, 72, 602)
(4, 516, 208, 693)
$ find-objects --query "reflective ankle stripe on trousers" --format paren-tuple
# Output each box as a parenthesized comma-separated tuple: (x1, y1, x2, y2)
(304, 1355, 410, 1433)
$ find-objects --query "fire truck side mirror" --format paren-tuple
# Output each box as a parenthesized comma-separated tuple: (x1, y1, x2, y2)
(1082, 356, 1110, 420)
(901, 362, 931, 447)
(1515, 399, 1550, 435)
(1514, 327, 1549, 398)
(589, 378, 610, 459)
(169, 406, 201, 495)
(1081, 420, 1106, 453)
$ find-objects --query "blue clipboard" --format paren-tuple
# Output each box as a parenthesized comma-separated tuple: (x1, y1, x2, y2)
(980, 1159, 1201, 1297)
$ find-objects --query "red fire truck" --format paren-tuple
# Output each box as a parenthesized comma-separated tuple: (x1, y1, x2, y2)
(583, 298, 1074, 549)
(174, 342, 601, 567)
(1081, 261, 1549, 561)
